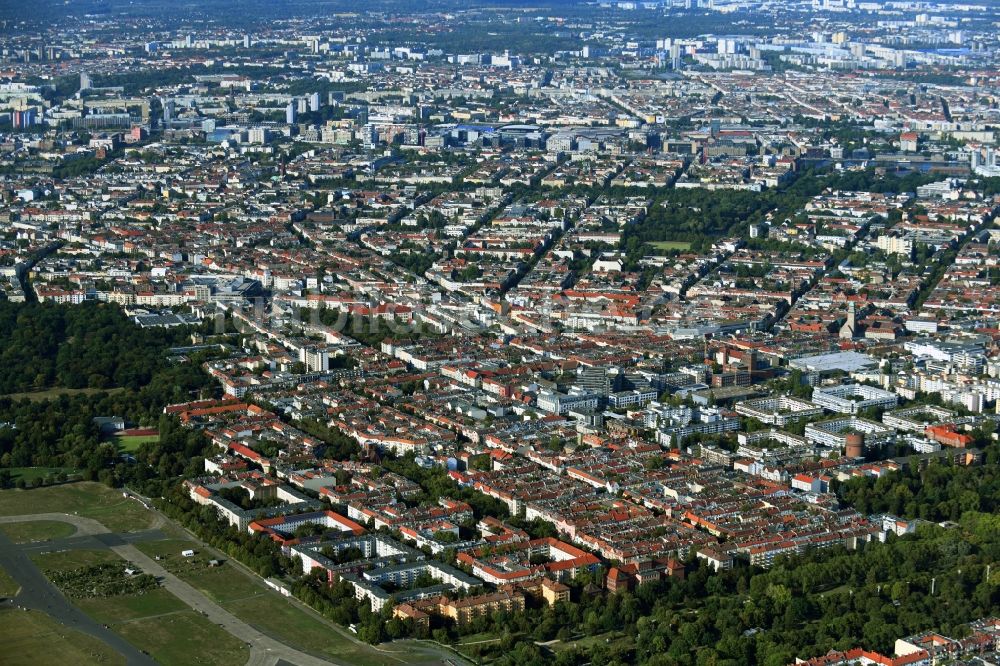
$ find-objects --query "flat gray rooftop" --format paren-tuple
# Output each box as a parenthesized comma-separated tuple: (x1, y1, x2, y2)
(788, 351, 876, 373)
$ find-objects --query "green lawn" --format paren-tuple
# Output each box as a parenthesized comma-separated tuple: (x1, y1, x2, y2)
(1, 387, 124, 402)
(184, 565, 267, 603)
(114, 610, 248, 666)
(0, 482, 156, 533)
(0, 520, 77, 543)
(0, 563, 20, 597)
(33, 548, 122, 571)
(453, 632, 503, 662)
(456, 632, 502, 646)
(6, 467, 79, 483)
(0, 607, 124, 666)
(112, 434, 160, 452)
(136, 538, 265, 603)
(35, 544, 247, 666)
(550, 630, 634, 654)
(223, 594, 400, 665)
(76, 587, 188, 623)
(133, 537, 201, 562)
(646, 241, 692, 251)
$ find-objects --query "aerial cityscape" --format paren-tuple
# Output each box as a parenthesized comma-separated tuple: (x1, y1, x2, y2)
(2, 0, 1000, 664)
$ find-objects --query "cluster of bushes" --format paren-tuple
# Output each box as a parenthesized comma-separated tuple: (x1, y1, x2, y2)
(48, 563, 159, 598)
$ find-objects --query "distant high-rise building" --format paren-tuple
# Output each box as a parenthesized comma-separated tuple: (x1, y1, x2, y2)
(80, 72, 92, 92)
(309, 92, 320, 112)
(286, 102, 297, 125)
(987, 147, 996, 167)
(163, 98, 175, 123)
(299, 347, 329, 373)
(248, 127, 269, 144)
(363, 123, 378, 148)
(243, 34, 251, 48)
(12, 109, 36, 129)
(579, 366, 611, 397)
(185, 34, 193, 48)
(297, 97, 308, 114)
(717, 38, 737, 55)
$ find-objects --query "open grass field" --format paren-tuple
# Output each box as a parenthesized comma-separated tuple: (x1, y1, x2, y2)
(6, 467, 79, 483)
(222, 593, 395, 666)
(0, 563, 20, 597)
(646, 240, 692, 251)
(112, 434, 160, 452)
(136, 539, 265, 603)
(1, 387, 124, 402)
(129, 525, 191, 556)
(0, 520, 77, 544)
(455, 632, 502, 647)
(114, 609, 248, 666)
(0, 607, 125, 666)
(453, 632, 503, 662)
(182, 564, 266, 604)
(133, 537, 197, 561)
(0, 482, 156, 533)
(32, 548, 121, 571)
(549, 630, 635, 655)
(76, 587, 188, 624)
